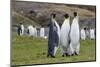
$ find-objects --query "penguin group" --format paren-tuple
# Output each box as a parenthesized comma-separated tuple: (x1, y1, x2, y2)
(16, 12, 95, 58)
(47, 12, 80, 58)
(27, 25, 37, 37)
(17, 24, 48, 38)
(80, 27, 95, 40)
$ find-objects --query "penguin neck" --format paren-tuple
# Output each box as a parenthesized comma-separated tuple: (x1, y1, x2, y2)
(51, 17, 55, 20)
(73, 16, 79, 24)
(74, 16, 79, 19)
(51, 18, 56, 23)
(64, 18, 69, 23)
(65, 17, 69, 20)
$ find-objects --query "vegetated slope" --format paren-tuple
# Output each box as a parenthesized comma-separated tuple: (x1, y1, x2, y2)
(12, 11, 40, 27)
(12, 1, 96, 28)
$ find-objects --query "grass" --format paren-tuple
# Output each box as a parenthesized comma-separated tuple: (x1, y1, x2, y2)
(11, 33, 96, 66)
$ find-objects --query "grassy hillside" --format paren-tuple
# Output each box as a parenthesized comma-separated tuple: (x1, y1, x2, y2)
(12, 33, 96, 66)
(12, 1, 95, 18)
(12, 1, 96, 27)
(12, 11, 40, 27)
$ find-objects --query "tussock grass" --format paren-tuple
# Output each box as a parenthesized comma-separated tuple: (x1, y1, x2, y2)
(12, 33, 96, 66)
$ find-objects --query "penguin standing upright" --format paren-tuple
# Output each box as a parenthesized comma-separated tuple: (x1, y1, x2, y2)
(40, 27, 45, 38)
(34, 27, 37, 37)
(17, 24, 21, 36)
(47, 13, 60, 58)
(90, 28, 95, 39)
(67, 12, 80, 56)
(17, 23, 24, 36)
(81, 28, 86, 40)
(20, 23, 24, 36)
(85, 27, 90, 39)
(53, 15, 60, 56)
(60, 14, 70, 57)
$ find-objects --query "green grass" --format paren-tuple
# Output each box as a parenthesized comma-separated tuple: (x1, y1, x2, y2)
(12, 33, 96, 66)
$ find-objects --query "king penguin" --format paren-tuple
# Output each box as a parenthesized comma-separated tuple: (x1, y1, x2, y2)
(47, 13, 60, 58)
(27, 25, 37, 37)
(60, 14, 70, 57)
(81, 28, 86, 40)
(90, 28, 95, 40)
(67, 12, 80, 56)
(17, 23, 24, 36)
(40, 27, 45, 38)
(20, 23, 24, 36)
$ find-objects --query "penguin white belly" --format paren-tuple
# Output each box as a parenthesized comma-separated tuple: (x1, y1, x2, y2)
(69, 17, 80, 55)
(53, 20, 60, 56)
(90, 29, 95, 39)
(34, 28, 37, 37)
(70, 23, 80, 44)
(60, 19, 70, 54)
(86, 30, 90, 39)
(54, 20, 60, 39)
(40, 28, 45, 37)
(21, 25, 24, 35)
(28, 26, 35, 36)
(81, 29, 86, 40)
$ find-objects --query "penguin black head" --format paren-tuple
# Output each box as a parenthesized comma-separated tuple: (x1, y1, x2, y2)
(64, 14, 69, 18)
(84, 27, 86, 30)
(20, 22, 23, 25)
(51, 13, 56, 18)
(73, 12, 77, 17)
(33, 25, 35, 27)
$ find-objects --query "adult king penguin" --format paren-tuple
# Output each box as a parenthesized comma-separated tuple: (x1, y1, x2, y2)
(67, 12, 80, 56)
(20, 23, 24, 36)
(27, 25, 37, 37)
(47, 13, 60, 58)
(60, 14, 70, 57)
(17, 23, 24, 36)
(40, 27, 45, 38)
(90, 28, 95, 39)
(81, 28, 86, 40)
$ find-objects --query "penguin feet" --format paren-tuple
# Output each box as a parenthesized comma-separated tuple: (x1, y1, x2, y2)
(74, 52, 79, 56)
(65, 53, 69, 56)
(70, 52, 79, 56)
(47, 54, 50, 57)
(62, 54, 65, 57)
(62, 53, 69, 57)
(71, 53, 75, 56)
(47, 54, 55, 58)
(51, 55, 55, 58)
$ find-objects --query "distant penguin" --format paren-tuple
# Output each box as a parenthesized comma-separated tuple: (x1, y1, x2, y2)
(20, 23, 24, 36)
(47, 13, 60, 58)
(17, 24, 21, 36)
(27, 25, 37, 37)
(81, 28, 86, 40)
(44, 28, 49, 39)
(40, 27, 45, 38)
(60, 14, 70, 57)
(90, 28, 95, 39)
(17, 23, 24, 36)
(85, 27, 90, 39)
(67, 12, 80, 56)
